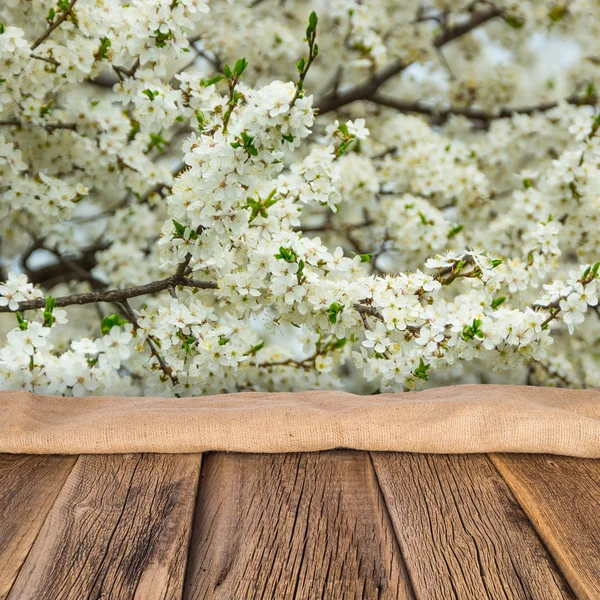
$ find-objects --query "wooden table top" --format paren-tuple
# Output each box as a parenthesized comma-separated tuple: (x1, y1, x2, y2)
(0, 451, 599, 599)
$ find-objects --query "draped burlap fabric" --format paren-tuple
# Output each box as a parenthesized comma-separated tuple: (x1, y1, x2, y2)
(1, 384, 600, 457)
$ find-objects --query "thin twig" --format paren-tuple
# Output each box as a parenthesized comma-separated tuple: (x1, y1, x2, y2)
(291, 13, 319, 106)
(119, 299, 178, 386)
(30, 53, 60, 66)
(31, 0, 78, 50)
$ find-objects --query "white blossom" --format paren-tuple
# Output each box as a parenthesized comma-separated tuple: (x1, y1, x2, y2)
(0, 1, 599, 395)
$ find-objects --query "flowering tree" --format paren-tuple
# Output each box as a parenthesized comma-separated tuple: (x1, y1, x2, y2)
(1, 0, 599, 396)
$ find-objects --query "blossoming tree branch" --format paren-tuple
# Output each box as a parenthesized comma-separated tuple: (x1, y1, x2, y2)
(0, 0, 599, 396)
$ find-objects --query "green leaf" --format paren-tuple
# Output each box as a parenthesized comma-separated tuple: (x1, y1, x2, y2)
(149, 132, 168, 152)
(306, 10, 318, 38)
(328, 301, 345, 324)
(585, 82, 597, 98)
(244, 341, 265, 356)
(0, 24, 5, 34)
(45, 296, 56, 312)
(263, 189, 279, 208)
(418, 212, 431, 226)
(43, 296, 56, 327)
(15, 312, 28, 331)
(223, 64, 231, 78)
(282, 133, 294, 143)
(202, 74, 224, 87)
(233, 57, 248, 78)
(101, 314, 128, 335)
(39, 101, 54, 118)
(94, 37, 111, 61)
(128, 119, 140, 140)
(491, 296, 506, 310)
(275, 246, 298, 263)
(297, 259, 306, 283)
(172, 219, 186, 237)
(182, 335, 196, 355)
(448, 224, 464, 238)
(359, 253, 373, 263)
(504, 15, 524, 28)
(195, 109, 206, 130)
(414, 358, 430, 381)
(330, 337, 347, 350)
(142, 88, 158, 101)
(462, 318, 484, 341)
(239, 131, 258, 156)
(549, 5, 566, 21)
(570, 181, 581, 200)
(592, 262, 600, 277)
(152, 28, 174, 48)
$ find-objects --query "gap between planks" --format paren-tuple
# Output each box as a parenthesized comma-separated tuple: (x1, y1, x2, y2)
(183, 450, 415, 600)
(370, 452, 577, 600)
(490, 453, 600, 600)
(1, 451, 598, 600)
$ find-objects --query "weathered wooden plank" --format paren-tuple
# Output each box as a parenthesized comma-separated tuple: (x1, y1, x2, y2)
(0, 454, 77, 599)
(491, 454, 600, 600)
(184, 450, 414, 600)
(371, 452, 574, 600)
(7, 453, 202, 600)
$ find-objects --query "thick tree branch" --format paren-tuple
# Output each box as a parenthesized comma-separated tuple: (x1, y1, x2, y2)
(0, 119, 78, 131)
(315, 6, 502, 115)
(368, 93, 598, 124)
(2, 275, 217, 313)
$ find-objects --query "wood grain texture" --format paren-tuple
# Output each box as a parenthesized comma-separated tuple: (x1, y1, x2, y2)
(7, 453, 202, 600)
(184, 450, 414, 600)
(371, 452, 574, 600)
(491, 454, 600, 600)
(0, 454, 77, 599)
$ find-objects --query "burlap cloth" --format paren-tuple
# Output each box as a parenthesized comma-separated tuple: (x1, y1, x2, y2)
(1, 384, 600, 456)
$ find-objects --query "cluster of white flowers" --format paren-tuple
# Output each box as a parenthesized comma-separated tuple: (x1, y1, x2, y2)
(0, 273, 44, 311)
(1, 0, 600, 396)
